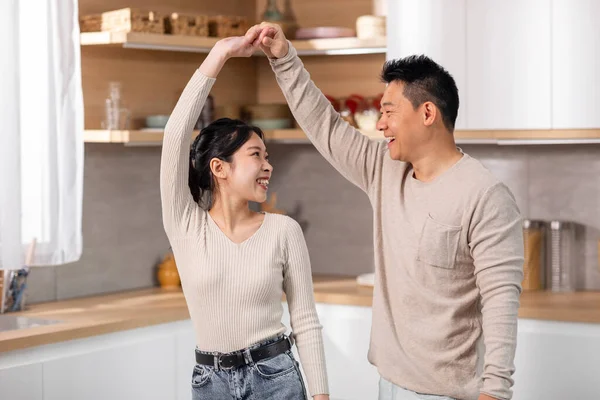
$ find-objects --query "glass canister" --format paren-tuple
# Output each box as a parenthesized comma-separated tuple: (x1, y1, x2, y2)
(522, 220, 546, 291)
(547, 221, 577, 292)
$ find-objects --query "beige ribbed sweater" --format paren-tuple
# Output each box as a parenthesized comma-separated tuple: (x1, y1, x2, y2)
(270, 44, 524, 400)
(159, 71, 328, 396)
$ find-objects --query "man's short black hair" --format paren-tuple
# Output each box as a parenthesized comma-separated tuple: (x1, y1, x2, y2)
(381, 55, 459, 132)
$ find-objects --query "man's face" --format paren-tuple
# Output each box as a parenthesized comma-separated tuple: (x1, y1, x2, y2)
(377, 81, 428, 162)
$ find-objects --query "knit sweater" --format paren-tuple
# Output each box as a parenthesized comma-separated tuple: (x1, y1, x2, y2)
(270, 44, 524, 400)
(159, 70, 329, 396)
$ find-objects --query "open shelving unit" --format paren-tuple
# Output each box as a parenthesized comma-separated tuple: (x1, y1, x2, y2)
(80, 32, 387, 56)
(79, 2, 600, 146)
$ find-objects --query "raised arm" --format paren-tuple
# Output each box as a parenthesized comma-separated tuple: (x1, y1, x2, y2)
(246, 24, 385, 194)
(469, 183, 524, 400)
(160, 37, 259, 237)
(282, 217, 329, 399)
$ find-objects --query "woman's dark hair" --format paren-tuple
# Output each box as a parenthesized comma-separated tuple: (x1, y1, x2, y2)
(381, 55, 459, 132)
(188, 118, 264, 207)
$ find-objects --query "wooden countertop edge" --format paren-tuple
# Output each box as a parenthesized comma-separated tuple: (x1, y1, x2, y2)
(0, 311, 191, 353)
(2, 277, 600, 354)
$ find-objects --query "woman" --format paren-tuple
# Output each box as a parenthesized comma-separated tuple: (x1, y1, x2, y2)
(160, 34, 329, 400)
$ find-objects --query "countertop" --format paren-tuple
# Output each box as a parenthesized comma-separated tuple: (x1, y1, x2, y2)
(1, 276, 599, 353)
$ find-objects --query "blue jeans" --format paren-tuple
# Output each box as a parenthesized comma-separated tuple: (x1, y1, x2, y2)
(379, 377, 457, 400)
(192, 336, 307, 400)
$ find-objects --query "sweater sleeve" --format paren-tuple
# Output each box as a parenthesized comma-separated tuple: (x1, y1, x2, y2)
(160, 70, 215, 237)
(270, 43, 385, 195)
(282, 217, 329, 396)
(469, 183, 524, 400)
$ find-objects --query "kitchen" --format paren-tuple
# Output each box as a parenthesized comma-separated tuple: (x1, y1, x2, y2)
(1, 0, 600, 399)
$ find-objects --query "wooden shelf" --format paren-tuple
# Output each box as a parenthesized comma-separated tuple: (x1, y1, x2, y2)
(83, 129, 380, 145)
(80, 32, 387, 56)
(84, 129, 600, 146)
(84, 130, 197, 145)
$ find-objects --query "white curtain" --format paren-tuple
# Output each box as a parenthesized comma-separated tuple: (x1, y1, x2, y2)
(0, 0, 84, 269)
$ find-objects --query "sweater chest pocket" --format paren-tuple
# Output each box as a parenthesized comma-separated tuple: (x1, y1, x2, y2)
(417, 214, 462, 269)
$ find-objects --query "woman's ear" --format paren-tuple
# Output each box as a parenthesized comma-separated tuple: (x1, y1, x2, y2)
(209, 158, 227, 180)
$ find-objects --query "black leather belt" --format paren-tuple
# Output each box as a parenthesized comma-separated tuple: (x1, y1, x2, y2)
(195, 336, 293, 370)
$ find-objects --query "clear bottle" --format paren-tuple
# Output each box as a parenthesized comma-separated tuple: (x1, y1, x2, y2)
(262, 0, 283, 22)
(102, 82, 130, 130)
(548, 221, 577, 292)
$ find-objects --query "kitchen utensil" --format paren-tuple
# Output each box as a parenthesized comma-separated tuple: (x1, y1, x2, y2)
(261, 0, 283, 22)
(356, 15, 386, 39)
(79, 8, 165, 34)
(2, 239, 36, 313)
(355, 97, 380, 132)
(145, 115, 170, 129)
(356, 272, 375, 287)
(102, 82, 130, 130)
(548, 221, 578, 292)
(250, 118, 293, 130)
(324, 95, 340, 111)
(165, 13, 209, 37)
(208, 15, 248, 37)
(522, 219, 546, 291)
(157, 252, 180, 289)
(294, 27, 355, 40)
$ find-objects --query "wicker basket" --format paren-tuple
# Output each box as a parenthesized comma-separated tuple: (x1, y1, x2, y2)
(208, 15, 248, 37)
(80, 8, 164, 34)
(165, 13, 209, 37)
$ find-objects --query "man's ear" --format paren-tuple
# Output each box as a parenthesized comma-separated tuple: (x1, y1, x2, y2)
(422, 101, 437, 127)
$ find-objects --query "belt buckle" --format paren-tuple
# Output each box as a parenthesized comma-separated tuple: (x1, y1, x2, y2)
(217, 353, 235, 370)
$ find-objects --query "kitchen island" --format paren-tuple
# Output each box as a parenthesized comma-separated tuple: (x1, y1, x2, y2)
(1, 276, 599, 400)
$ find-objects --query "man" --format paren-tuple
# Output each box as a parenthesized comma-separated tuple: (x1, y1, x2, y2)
(245, 23, 524, 400)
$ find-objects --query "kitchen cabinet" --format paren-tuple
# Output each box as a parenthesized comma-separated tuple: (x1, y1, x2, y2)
(174, 320, 198, 400)
(2, 309, 600, 400)
(513, 319, 600, 399)
(42, 327, 177, 400)
(466, 0, 551, 130)
(0, 363, 43, 400)
(385, 0, 553, 131)
(551, 0, 600, 129)
(386, 0, 468, 130)
(282, 302, 379, 400)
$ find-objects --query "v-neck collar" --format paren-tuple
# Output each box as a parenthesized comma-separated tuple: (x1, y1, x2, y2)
(206, 211, 269, 246)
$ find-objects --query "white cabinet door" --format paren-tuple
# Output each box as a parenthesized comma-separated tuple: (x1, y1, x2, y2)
(174, 320, 197, 400)
(43, 329, 177, 400)
(0, 363, 43, 400)
(513, 319, 600, 399)
(466, 0, 551, 129)
(316, 303, 379, 400)
(552, 0, 600, 128)
(387, 0, 468, 130)
(283, 302, 378, 400)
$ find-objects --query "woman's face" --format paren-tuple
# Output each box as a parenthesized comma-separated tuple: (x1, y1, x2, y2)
(218, 132, 273, 204)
